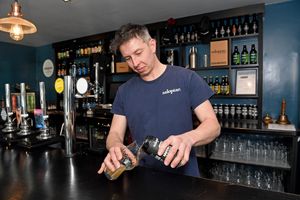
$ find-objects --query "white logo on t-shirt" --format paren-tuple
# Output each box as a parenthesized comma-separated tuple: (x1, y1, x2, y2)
(162, 88, 181, 95)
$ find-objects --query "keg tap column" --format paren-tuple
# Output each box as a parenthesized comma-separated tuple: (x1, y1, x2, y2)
(93, 62, 105, 102)
(2, 83, 17, 133)
(64, 76, 76, 157)
(37, 82, 54, 140)
(17, 83, 32, 136)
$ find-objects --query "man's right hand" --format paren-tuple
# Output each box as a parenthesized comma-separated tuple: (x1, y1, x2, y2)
(97, 143, 125, 174)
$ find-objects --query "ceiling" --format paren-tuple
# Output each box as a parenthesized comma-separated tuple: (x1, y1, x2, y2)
(0, 0, 287, 47)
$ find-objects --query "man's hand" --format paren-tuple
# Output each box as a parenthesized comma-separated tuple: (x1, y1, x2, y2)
(157, 134, 194, 168)
(97, 143, 138, 174)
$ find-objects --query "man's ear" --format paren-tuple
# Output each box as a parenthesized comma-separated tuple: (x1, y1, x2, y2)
(149, 38, 157, 53)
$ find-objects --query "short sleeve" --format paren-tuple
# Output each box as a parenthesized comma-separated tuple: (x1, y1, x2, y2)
(111, 85, 126, 116)
(188, 71, 214, 110)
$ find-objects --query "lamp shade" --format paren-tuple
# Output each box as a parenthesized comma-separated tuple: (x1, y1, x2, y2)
(0, 0, 37, 41)
(0, 16, 37, 34)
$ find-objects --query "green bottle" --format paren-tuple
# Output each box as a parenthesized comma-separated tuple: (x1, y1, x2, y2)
(241, 45, 249, 65)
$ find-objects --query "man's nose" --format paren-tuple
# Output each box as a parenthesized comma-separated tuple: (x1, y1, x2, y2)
(131, 56, 139, 67)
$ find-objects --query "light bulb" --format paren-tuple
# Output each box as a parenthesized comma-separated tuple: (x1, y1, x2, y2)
(9, 24, 24, 41)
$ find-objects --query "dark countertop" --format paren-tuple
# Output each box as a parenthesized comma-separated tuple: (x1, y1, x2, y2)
(1, 147, 300, 200)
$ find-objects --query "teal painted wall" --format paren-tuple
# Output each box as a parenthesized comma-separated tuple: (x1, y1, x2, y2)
(35, 45, 56, 105)
(0, 42, 55, 107)
(263, 0, 300, 127)
(0, 41, 36, 96)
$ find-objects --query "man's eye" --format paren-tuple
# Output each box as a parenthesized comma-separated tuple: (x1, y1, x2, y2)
(124, 57, 131, 61)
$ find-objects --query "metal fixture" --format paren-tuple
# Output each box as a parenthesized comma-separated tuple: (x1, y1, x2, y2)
(2, 83, 17, 134)
(16, 83, 32, 136)
(36, 82, 54, 140)
(0, 0, 37, 41)
(64, 76, 76, 157)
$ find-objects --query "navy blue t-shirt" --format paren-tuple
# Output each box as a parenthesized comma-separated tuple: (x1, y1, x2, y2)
(111, 65, 214, 177)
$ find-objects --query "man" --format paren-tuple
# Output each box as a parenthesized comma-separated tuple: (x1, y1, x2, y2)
(98, 23, 220, 177)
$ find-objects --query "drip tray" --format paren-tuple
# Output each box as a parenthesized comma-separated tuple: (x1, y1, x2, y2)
(17, 135, 64, 149)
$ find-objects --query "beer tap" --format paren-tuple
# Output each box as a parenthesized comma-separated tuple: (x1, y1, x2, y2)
(93, 62, 104, 103)
(2, 83, 18, 133)
(16, 83, 32, 136)
(36, 82, 54, 140)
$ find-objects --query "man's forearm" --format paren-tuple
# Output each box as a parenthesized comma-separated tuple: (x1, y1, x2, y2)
(185, 117, 220, 147)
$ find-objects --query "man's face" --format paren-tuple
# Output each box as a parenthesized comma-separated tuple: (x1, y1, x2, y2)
(119, 36, 156, 78)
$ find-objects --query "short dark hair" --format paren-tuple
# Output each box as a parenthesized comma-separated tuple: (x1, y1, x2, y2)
(110, 23, 151, 51)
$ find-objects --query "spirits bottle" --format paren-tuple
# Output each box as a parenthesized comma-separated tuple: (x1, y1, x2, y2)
(241, 45, 249, 65)
(142, 135, 174, 162)
(252, 14, 258, 34)
(243, 15, 250, 35)
(231, 17, 237, 36)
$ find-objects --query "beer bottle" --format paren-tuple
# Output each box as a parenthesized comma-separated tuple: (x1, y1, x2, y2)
(232, 46, 240, 65)
(221, 76, 226, 95)
(225, 75, 230, 95)
(214, 76, 221, 95)
(241, 45, 249, 65)
(250, 44, 258, 64)
(208, 76, 214, 92)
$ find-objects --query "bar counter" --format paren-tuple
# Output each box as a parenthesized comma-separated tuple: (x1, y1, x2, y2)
(1, 146, 300, 200)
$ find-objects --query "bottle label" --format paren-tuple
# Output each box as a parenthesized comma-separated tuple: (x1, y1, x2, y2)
(232, 53, 240, 65)
(250, 52, 257, 64)
(241, 53, 249, 65)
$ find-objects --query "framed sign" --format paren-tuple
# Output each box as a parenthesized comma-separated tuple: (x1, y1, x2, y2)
(43, 59, 54, 77)
(210, 40, 228, 66)
(235, 69, 257, 95)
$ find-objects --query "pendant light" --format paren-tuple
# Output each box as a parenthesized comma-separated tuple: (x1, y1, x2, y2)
(0, 0, 37, 41)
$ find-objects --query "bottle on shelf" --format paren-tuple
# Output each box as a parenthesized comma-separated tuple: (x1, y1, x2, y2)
(211, 21, 216, 38)
(214, 76, 221, 95)
(189, 46, 197, 69)
(225, 75, 230, 95)
(252, 14, 258, 34)
(214, 20, 220, 38)
(225, 18, 231, 37)
(57, 64, 61, 77)
(111, 54, 115, 74)
(243, 15, 250, 35)
(250, 44, 258, 64)
(231, 17, 237, 36)
(232, 46, 240, 65)
(237, 16, 242, 36)
(241, 45, 249, 65)
(220, 20, 225, 38)
(220, 76, 226, 95)
(208, 76, 214, 92)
